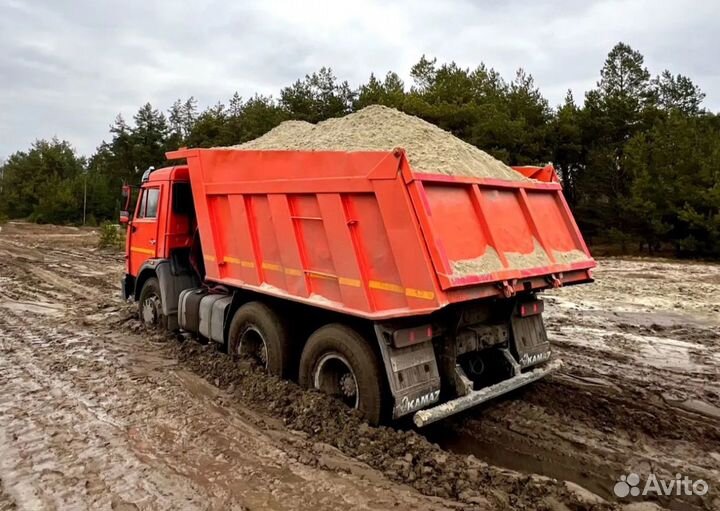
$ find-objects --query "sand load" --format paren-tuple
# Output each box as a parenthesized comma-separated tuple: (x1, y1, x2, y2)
(234, 105, 526, 181)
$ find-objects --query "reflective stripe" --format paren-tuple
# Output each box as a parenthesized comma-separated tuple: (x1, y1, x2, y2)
(203, 257, 435, 301)
(368, 280, 404, 294)
(224, 256, 255, 268)
(369, 280, 435, 300)
(338, 277, 361, 287)
(405, 288, 435, 300)
(130, 246, 154, 255)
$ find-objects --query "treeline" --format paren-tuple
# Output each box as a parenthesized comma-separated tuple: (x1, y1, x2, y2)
(1, 42, 718, 257)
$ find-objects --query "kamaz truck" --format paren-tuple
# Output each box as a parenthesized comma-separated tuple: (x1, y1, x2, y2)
(120, 148, 595, 426)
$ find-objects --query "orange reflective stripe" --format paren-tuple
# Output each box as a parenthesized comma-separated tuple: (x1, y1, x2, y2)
(131, 247, 154, 255)
(369, 280, 434, 300)
(224, 256, 255, 268)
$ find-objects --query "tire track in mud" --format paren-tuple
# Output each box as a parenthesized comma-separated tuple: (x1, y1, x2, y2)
(0, 231, 121, 312)
(0, 485, 17, 511)
(0, 284, 608, 510)
(430, 374, 719, 511)
(0, 312, 214, 510)
(2, 227, 719, 511)
(0, 226, 468, 510)
(0, 309, 466, 511)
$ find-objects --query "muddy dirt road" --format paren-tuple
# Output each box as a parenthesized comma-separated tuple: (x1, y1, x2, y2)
(0, 221, 718, 510)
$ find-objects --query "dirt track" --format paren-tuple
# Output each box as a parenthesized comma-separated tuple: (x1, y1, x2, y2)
(0, 221, 718, 510)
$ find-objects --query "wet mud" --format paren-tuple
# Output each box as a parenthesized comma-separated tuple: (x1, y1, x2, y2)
(0, 222, 718, 510)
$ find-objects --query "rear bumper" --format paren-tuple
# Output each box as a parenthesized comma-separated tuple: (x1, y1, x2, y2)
(413, 358, 563, 427)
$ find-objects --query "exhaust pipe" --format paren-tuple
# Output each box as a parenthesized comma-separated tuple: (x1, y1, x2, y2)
(413, 358, 563, 427)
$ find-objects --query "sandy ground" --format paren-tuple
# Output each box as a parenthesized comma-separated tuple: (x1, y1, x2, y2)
(0, 221, 718, 510)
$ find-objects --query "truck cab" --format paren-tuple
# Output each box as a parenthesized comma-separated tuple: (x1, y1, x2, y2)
(121, 166, 198, 330)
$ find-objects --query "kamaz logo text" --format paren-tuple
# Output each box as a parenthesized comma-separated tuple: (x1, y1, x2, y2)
(398, 390, 440, 414)
(519, 351, 551, 367)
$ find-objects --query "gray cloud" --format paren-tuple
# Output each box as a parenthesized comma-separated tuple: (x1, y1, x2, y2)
(1, 0, 718, 160)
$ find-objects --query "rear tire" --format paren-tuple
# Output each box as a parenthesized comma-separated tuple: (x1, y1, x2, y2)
(299, 324, 384, 425)
(138, 277, 165, 329)
(227, 302, 290, 377)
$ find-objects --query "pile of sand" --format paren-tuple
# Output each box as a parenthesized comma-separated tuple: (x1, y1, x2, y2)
(451, 239, 590, 277)
(234, 105, 526, 181)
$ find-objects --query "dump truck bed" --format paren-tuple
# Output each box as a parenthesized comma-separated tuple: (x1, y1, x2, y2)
(168, 148, 595, 319)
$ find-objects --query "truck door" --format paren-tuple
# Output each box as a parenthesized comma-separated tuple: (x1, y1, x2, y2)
(128, 185, 161, 275)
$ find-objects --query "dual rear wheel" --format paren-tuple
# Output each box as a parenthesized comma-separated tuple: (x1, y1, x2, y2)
(228, 301, 291, 377)
(299, 324, 383, 425)
(137, 276, 385, 424)
(227, 303, 384, 424)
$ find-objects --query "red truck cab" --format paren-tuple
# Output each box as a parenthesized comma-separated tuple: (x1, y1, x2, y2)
(121, 166, 198, 329)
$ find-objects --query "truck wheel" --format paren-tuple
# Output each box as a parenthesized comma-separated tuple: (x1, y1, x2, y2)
(299, 324, 383, 425)
(138, 277, 165, 329)
(227, 302, 290, 377)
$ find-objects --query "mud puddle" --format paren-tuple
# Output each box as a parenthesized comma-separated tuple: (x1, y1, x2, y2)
(426, 422, 617, 501)
(429, 427, 713, 511)
(423, 400, 715, 511)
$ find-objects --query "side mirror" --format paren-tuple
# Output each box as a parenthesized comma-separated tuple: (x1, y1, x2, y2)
(120, 183, 134, 225)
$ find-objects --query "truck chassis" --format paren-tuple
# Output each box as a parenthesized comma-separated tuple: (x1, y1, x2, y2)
(124, 254, 561, 426)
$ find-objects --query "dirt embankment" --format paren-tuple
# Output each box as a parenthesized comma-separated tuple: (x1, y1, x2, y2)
(1, 222, 718, 510)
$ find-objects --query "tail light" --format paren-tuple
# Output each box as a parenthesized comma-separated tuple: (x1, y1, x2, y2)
(392, 325, 434, 348)
(518, 300, 544, 317)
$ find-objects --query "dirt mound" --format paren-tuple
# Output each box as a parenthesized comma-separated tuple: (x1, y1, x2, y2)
(166, 339, 612, 510)
(236, 105, 525, 181)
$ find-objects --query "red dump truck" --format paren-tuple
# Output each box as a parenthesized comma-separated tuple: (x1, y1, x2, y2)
(120, 148, 595, 426)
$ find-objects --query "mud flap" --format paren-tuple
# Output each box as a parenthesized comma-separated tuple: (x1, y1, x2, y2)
(373, 325, 441, 418)
(121, 274, 135, 300)
(511, 313, 552, 369)
(413, 358, 563, 427)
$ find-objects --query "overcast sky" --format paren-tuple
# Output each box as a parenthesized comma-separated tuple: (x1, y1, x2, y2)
(1, 0, 718, 160)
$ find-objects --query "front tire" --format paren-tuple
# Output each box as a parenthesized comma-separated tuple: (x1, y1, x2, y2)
(227, 302, 290, 377)
(299, 324, 384, 425)
(138, 277, 165, 329)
